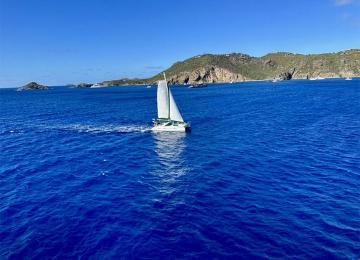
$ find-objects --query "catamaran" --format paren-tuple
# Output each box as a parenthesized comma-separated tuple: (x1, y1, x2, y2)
(152, 74, 190, 132)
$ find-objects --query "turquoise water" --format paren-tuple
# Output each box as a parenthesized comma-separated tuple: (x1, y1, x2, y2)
(1, 79, 359, 259)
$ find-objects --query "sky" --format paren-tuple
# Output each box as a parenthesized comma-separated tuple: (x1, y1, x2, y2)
(0, 0, 359, 88)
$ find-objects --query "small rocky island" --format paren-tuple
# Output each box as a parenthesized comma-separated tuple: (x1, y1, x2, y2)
(17, 82, 48, 91)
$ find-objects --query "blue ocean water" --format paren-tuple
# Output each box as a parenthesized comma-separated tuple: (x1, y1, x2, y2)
(0, 79, 359, 259)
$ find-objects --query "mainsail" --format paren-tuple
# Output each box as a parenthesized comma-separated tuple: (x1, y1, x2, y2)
(157, 80, 169, 119)
(156, 80, 184, 122)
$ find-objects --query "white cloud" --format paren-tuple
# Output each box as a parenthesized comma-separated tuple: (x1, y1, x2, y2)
(335, 0, 359, 5)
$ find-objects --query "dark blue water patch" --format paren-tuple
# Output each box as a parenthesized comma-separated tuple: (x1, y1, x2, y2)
(0, 79, 360, 259)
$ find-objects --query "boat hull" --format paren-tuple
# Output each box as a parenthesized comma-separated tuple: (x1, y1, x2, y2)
(151, 124, 188, 132)
(151, 120, 190, 132)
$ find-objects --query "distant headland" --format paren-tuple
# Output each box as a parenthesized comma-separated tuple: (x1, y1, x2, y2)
(101, 49, 359, 85)
(19, 49, 360, 89)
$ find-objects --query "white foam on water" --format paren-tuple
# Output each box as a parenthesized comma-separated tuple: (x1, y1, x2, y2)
(15, 122, 152, 134)
(57, 124, 152, 133)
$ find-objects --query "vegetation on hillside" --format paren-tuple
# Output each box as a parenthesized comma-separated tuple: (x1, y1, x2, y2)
(102, 49, 360, 85)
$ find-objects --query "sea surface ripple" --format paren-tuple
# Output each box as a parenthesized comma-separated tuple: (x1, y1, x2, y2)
(1, 79, 359, 259)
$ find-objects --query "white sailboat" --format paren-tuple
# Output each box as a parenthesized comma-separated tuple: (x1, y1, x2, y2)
(152, 74, 190, 132)
(345, 77, 352, 81)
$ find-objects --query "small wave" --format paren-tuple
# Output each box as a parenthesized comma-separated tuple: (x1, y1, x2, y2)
(52, 124, 152, 133)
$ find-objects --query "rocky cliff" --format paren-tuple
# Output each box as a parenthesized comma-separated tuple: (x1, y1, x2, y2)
(166, 66, 247, 84)
(103, 49, 360, 85)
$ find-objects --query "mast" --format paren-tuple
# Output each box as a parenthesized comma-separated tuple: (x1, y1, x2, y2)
(163, 73, 170, 120)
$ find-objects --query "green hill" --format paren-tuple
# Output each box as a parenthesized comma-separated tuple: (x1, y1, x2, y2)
(102, 49, 360, 85)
